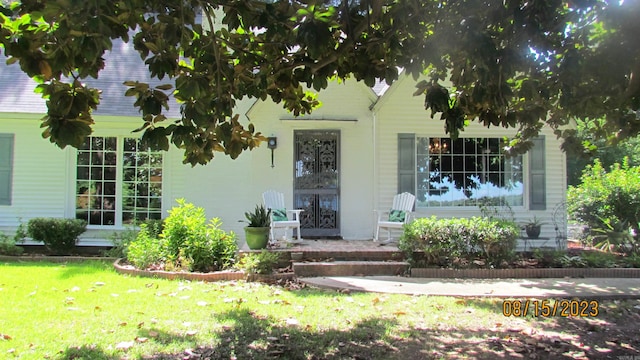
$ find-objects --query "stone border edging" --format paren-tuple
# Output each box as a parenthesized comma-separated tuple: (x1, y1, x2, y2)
(411, 267, 640, 278)
(113, 258, 247, 282)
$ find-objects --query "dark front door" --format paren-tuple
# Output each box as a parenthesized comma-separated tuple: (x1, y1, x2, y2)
(294, 130, 340, 238)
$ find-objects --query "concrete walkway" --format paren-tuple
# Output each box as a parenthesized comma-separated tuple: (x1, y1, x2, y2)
(300, 276, 640, 299)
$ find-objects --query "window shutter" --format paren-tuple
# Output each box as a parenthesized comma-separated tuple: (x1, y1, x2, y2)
(397, 133, 415, 195)
(529, 136, 545, 210)
(0, 134, 14, 205)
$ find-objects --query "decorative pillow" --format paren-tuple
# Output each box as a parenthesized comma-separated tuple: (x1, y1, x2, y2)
(388, 210, 406, 222)
(272, 208, 288, 221)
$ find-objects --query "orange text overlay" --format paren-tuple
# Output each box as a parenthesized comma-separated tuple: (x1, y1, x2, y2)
(502, 299, 599, 317)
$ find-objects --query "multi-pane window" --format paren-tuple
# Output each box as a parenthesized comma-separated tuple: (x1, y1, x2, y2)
(76, 137, 163, 226)
(416, 137, 523, 207)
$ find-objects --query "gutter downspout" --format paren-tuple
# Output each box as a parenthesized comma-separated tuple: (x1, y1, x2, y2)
(370, 98, 380, 240)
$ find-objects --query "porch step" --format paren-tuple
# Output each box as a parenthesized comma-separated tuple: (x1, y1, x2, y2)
(292, 260, 409, 277)
(285, 249, 404, 262)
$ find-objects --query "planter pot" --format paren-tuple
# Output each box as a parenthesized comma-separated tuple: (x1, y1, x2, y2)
(244, 227, 270, 250)
(525, 225, 541, 239)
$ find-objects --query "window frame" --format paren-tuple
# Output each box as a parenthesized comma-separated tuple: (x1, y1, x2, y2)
(74, 136, 164, 229)
(412, 135, 524, 209)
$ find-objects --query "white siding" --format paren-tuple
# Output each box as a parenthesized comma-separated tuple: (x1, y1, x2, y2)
(0, 116, 70, 231)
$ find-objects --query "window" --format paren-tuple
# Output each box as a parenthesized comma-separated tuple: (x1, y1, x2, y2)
(0, 134, 14, 205)
(413, 137, 523, 207)
(75, 137, 163, 226)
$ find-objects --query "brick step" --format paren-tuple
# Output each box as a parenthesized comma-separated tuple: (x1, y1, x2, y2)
(293, 260, 409, 277)
(286, 250, 404, 262)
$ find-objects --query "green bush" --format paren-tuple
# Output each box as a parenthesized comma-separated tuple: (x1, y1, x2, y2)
(160, 199, 237, 272)
(0, 233, 24, 256)
(104, 219, 164, 258)
(399, 216, 519, 268)
(238, 250, 281, 275)
(568, 159, 640, 247)
(127, 224, 164, 269)
(27, 218, 87, 254)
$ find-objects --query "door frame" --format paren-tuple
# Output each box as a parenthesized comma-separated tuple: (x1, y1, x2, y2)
(293, 130, 341, 238)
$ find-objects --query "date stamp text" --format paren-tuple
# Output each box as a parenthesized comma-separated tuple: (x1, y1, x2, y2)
(502, 299, 599, 317)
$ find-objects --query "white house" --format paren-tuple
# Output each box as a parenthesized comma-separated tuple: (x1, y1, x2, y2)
(0, 40, 566, 248)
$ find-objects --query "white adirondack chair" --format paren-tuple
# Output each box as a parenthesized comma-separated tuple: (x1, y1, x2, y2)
(374, 192, 416, 242)
(262, 190, 303, 243)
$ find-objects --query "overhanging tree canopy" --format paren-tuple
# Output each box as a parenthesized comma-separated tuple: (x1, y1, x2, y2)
(1, 0, 639, 165)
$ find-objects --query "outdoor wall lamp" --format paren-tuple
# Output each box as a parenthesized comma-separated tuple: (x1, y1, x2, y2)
(267, 136, 277, 168)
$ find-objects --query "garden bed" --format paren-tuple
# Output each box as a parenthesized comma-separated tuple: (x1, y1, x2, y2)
(113, 258, 295, 283)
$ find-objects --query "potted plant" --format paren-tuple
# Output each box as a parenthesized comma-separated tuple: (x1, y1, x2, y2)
(523, 216, 545, 239)
(243, 204, 271, 250)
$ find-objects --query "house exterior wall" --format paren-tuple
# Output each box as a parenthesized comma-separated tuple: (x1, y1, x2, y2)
(246, 79, 377, 240)
(0, 115, 70, 230)
(0, 69, 567, 247)
(374, 75, 567, 243)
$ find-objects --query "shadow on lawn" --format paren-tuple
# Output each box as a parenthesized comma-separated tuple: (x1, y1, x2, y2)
(122, 305, 638, 359)
(58, 344, 117, 360)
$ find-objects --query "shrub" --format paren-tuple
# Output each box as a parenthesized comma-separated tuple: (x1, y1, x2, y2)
(103, 219, 164, 258)
(27, 218, 87, 255)
(238, 250, 281, 275)
(568, 159, 640, 250)
(161, 199, 237, 272)
(127, 224, 164, 269)
(0, 233, 24, 256)
(399, 216, 519, 268)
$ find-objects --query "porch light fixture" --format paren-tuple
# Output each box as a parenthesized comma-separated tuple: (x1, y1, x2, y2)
(267, 136, 277, 167)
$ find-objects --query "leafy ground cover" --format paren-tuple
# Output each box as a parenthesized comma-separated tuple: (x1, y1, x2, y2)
(0, 261, 639, 359)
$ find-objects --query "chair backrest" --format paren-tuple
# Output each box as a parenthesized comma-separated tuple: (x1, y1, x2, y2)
(392, 192, 416, 212)
(262, 190, 285, 210)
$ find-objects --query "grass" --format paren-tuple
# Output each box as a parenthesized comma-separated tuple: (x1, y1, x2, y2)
(0, 261, 639, 359)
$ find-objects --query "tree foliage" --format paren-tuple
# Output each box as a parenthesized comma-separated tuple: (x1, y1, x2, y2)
(567, 118, 640, 186)
(1, 0, 640, 165)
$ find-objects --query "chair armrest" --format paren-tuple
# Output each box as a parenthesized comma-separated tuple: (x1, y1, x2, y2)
(374, 210, 390, 222)
(287, 209, 303, 221)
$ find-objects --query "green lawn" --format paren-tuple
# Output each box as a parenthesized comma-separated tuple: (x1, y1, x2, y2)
(0, 261, 638, 359)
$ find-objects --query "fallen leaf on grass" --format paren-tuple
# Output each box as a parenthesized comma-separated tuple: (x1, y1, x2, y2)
(115, 341, 134, 351)
(393, 311, 407, 316)
(1, 334, 12, 340)
(119, 322, 127, 327)
(95, 282, 105, 286)
(137, 322, 144, 329)
(135, 337, 148, 343)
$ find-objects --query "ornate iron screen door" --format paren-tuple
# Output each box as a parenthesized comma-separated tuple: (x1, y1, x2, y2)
(294, 130, 340, 238)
